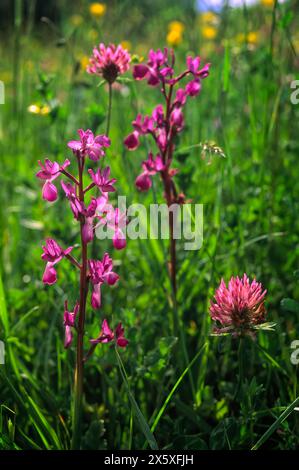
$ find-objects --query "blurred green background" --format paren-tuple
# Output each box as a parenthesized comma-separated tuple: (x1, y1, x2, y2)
(0, 0, 299, 450)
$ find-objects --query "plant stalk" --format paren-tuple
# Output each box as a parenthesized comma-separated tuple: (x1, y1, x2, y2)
(71, 156, 89, 450)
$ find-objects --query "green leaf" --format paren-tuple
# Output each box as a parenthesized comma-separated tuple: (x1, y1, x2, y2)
(115, 348, 158, 450)
(150, 343, 207, 434)
(251, 397, 299, 450)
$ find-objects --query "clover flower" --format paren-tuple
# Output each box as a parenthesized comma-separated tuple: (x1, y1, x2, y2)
(87, 43, 131, 84)
(210, 274, 268, 336)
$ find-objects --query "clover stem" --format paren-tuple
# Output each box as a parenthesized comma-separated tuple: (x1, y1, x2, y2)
(106, 82, 113, 137)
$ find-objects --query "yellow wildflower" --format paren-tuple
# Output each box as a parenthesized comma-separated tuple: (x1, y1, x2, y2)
(120, 40, 132, 51)
(40, 105, 51, 115)
(247, 31, 259, 45)
(28, 104, 41, 114)
(168, 21, 185, 33)
(199, 11, 219, 27)
(201, 26, 217, 40)
(167, 29, 183, 46)
(261, 0, 274, 6)
(80, 55, 90, 71)
(89, 3, 106, 17)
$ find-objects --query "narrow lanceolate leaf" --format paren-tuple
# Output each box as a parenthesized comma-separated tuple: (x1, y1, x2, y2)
(0, 371, 61, 450)
(151, 343, 207, 434)
(115, 348, 158, 450)
(0, 270, 9, 335)
(251, 396, 299, 450)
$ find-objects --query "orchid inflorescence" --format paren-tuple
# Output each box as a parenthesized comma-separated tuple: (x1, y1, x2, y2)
(124, 48, 210, 300)
(124, 48, 210, 194)
(37, 128, 128, 351)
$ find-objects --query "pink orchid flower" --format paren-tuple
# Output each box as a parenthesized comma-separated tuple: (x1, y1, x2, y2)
(89, 254, 119, 309)
(68, 129, 110, 161)
(64, 301, 79, 349)
(90, 319, 128, 348)
(41, 238, 73, 285)
(88, 167, 116, 193)
(36, 158, 70, 202)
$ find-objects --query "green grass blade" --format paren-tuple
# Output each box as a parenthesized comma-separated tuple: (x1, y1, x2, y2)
(251, 396, 299, 450)
(151, 342, 207, 433)
(115, 348, 158, 450)
(0, 270, 9, 335)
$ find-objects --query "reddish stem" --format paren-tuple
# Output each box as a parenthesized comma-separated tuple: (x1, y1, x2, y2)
(60, 168, 79, 186)
(71, 155, 89, 450)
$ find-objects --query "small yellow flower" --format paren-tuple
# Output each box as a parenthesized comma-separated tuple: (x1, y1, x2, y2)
(40, 105, 51, 115)
(167, 29, 183, 47)
(28, 104, 41, 114)
(247, 31, 259, 45)
(80, 55, 90, 71)
(199, 11, 219, 26)
(120, 40, 132, 51)
(168, 21, 185, 33)
(89, 2, 106, 18)
(201, 26, 217, 40)
(261, 0, 274, 6)
(70, 14, 83, 26)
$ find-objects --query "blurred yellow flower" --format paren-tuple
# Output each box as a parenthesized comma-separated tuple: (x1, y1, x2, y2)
(235, 31, 259, 45)
(247, 31, 259, 45)
(28, 104, 41, 114)
(40, 105, 51, 115)
(168, 21, 185, 33)
(87, 29, 99, 41)
(89, 2, 106, 17)
(70, 14, 83, 26)
(199, 11, 219, 26)
(201, 26, 217, 40)
(80, 55, 90, 71)
(261, 0, 274, 6)
(121, 40, 132, 51)
(28, 104, 50, 115)
(167, 29, 183, 46)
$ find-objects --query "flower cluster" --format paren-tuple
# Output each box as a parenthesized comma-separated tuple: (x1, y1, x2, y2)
(36, 128, 128, 350)
(90, 319, 128, 348)
(210, 274, 267, 336)
(87, 43, 131, 84)
(124, 48, 210, 193)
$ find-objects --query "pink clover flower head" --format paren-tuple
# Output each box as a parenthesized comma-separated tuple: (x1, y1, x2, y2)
(36, 158, 70, 202)
(63, 300, 79, 349)
(41, 238, 73, 285)
(90, 319, 128, 348)
(210, 274, 267, 336)
(68, 129, 110, 161)
(87, 43, 131, 84)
